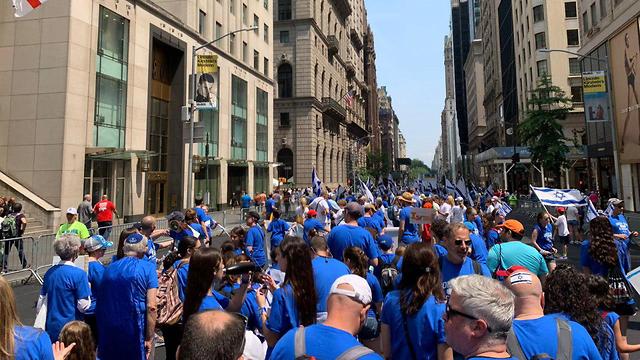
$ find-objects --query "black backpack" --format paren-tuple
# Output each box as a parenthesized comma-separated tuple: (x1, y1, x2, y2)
(607, 260, 633, 306)
(380, 255, 401, 294)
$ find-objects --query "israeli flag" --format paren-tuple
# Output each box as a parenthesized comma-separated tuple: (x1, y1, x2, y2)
(604, 200, 615, 216)
(445, 179, 456, 195)
(312, 167, 322, 197)
(586, 199, 599, 222)
(530, 186, 588, 207)
(498, 201, 513, 217)
(485, 185, 494, 198)
(360, 178, 374, 203)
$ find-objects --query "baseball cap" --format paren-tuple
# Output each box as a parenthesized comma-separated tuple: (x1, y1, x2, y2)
(66, 207, 78, 215)
(495, 265, 529, 278)
(125, 232, 145, 245)
(610, 198, 624, 206)
(329, 274, 372, 305)
(455, 196, 464, 202)
(496, 219, 525, 236)
(307, 209, 318, 217)
(166, 211, 185, 222)
(84, 234, 113, 252)
(377, 234, 393, 250)
(556, 207, 566, 213)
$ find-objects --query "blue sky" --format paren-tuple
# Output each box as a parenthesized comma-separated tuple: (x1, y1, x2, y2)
(366, 0, 450, 166)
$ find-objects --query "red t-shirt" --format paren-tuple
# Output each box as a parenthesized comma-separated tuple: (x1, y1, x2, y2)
(94, 200, 116, 222)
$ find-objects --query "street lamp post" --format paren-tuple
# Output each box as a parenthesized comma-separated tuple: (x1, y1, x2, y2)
(539, 48, 621, 196)
(186, 26, 258, 209)
(349, 135, 372, 188)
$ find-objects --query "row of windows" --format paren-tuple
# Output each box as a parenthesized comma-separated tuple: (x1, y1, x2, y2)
(532, 2, 577, 24)
(583, 0, 610, 34)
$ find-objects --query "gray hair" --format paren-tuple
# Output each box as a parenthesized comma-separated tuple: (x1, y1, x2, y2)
(54, 234, 82, 261)
(448, 275, 515, 342)
(123, 237, 148, 257)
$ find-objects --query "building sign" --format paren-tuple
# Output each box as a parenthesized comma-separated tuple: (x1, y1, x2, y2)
(195, 54, 219, 110)
(609, 19, 640, 163)
(583, 71, 610, 122)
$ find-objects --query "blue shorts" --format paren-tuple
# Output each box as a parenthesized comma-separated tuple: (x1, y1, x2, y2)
(568, 220, 579, 226)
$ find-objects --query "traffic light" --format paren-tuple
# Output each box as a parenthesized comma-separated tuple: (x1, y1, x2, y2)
(511, 152, 520, 164)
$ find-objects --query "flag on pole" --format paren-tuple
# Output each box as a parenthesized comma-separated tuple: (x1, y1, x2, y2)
(498, 201, 513, 217)
(529, 186, 588, 207)
(388, 174, 398, 195)
(12, 0, 47, 17)
(343, 89, 355, 108)
(586, 199, 599, 222)
(604, 200, 615, 216)
(359, 178, 374, 203)
(485, 184, 494, 198)
(311, 167, 322, 197)
(445, 179, 456, 195)
(335, 185, 346, 199)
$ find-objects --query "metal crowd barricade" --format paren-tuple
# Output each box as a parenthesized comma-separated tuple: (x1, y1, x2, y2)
(0, 236, 41, 284)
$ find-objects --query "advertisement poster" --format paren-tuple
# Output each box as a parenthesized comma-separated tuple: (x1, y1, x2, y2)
(583, 71, 610, 122)
(609, 20, 640, 162)
(410, 208, 433, 225)
(195, 54, 219, 110)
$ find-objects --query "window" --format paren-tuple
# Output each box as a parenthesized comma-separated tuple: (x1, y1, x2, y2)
(198, 109, 219, 158)
(94, 7, 129, 148)
(256, 88, 269, 161)
(571, 85, 583, 104)
(536, 60, 548, 76)
(242, 4, 248, 24)
(264, 24, 269, 43)
(565, 2, 577, 18)
(535, 32, 546, 49)
(567, 29, 579, 46)
(533, 5, 544, 22)
(600, 0, 607, 19)
(199, 10, 206, 35)
(254, 15, 259, 34)
(263, 57, 269, 77)
(264, 0, 268, 10)
(216, 22, 223, 39)
(583, 12, 590, 33)
(590, 3, 597, 26)
(569, 58, 581, 74)
(231, 76, 248, 159)
(230, 0, 234, 14)
(253, 50, 259, 70)
(278, 0, 291, 20)
(280, 30, 289, 43)
(243, 41, 248, 62)
(230, 33, 236, 55)
(277, 63, 292, 97)
(280, 112, 290, 127)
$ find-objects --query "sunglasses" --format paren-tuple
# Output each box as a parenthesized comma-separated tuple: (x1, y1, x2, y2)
(454, 239, 472, 246)
(445, 303, 493, 332)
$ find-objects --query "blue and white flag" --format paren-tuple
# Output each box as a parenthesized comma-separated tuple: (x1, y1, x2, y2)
(335, 184, 346, 199)
(498, 201, 513, 217)
(388, 174, 398, 195)
(485, 184, 494, 198)
(445, 179, 456, 195)
(360, 178, 374, 203)
(530, 186, 588, 207)
(586, 199, 599, 222)
(312, 167, 323, 197)
(604, 200, 615, 216)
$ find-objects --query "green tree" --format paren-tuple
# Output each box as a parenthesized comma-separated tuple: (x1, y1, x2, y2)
(358, 150, 390, 181)
(518, 75, 572, 178)
(408, 159, 431, 181)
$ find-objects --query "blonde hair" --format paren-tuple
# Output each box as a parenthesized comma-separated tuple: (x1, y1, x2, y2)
(447, 195, 454, 206)
(0, 276, 21, 358)
(59, 321, 96, 360)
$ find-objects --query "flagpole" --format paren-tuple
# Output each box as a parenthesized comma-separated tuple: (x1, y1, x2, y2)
(529, 185, 553, 218)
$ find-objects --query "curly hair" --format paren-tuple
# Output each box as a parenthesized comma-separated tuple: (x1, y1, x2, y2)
(588, 216, 617, 268)
(586, 274, 614, 311)
(543, 264, 610, 349)
(399, 242, 445, 315)
(343, 247, 369, 278)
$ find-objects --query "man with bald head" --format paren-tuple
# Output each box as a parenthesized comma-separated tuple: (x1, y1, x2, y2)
(503, 267, 602, 360)
(178, 310, 246, 360)
(271, 274, 382, 359)
(139, 215, 172, 263)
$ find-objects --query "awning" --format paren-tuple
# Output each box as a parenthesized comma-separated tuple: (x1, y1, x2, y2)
(85, 148, 157, 161)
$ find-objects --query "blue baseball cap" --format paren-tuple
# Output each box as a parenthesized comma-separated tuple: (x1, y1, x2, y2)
(378, 234, 394, 250)
(125, 232, 145, 245)
(84, 234, 113, 252)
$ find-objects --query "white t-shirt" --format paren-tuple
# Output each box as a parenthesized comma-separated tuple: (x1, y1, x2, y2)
(309, 197, 330, 226)
(555, 215, 569, 236)
(438, 203, 452, 223)
(451, 205, 465, 224)
(566, 206, 579, 222)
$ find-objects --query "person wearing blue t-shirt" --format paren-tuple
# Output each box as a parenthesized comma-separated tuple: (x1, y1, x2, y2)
(309, 236, 350, 321)
(358, 204, 384, 237)
(440, 223, 491, 295)
(241, 191, 252, 208)
(267, 209, 290, 250)
(504, 268, 603, 360)
(609, 199, 637, 275)
(531, 212, 557, 272)
(38, 234, 91, 342)
(167, 211, 200, 249)
(244, 211, 266, 267)
(487, 220, 549, 279)
(398, 192, 420, 245)
(265, 194, 277, 219)
(326, 202, 379, 265)
(381, 242, 451, 360)
(373, 234, 399, 280)
(96, 233, 159, 360)
(464, 221, 488, 264)
(82, 234, 112, 342)
(445, 275, 517, 360)
(271, 274, 383, 359)
(467, 207, 484, 236)
(303, 210, 327, 243)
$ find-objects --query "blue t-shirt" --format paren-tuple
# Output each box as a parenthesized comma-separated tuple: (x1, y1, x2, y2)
(173, 260, 190, 302)
(534, 223, 554, 251)
(440, 256, 491, 295)
(327, 224, 379, 262)
(241, 194, 252, 208)
(487, 241, 549, 277)
(550, 313, 617, 360)
(270, 324, 383, 360)
(40, 264, 91, 342)
(512, 315, 603, 360)
(97, 257, 158, 360)
(381, 291, 446, 360)
(268, 219, 290, 249)
(365, 272, 383, 317)
(14, 326, 54, 360)
(266, 284, 300, 336)
(399, 206, 420, 244)
(609, 214, 631, 238)
(195, 207, 207, 224)
(144, 239, 159, 263)
(374, 253, 399, 279)
(358, 216, 383, 235)
(245, 225, 266, 267)
(312, 256, 350, 313)
(218, 283, 263, 331)
(580, 239, 630, 276)
(303, 218, 326, 243)
(474, 216, 485, 236)
(86, 260, 106, 315)
(469, 232, 488, 264)
(486, 229, 500, 249)
(198, 295, 224, 312)
(169, 227, 198, 248)
(189, 223, 207, 241)
(266, 198, 276, 214)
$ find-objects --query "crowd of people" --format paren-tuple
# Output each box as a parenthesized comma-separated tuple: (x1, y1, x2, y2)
(1, 185, 639, 360)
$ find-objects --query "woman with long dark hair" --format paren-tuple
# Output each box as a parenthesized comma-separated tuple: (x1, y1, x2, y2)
(182, 247, 249, 324)
(544, 264, 618, 360)
(531, 211, 557, 272)
(343, 246, 384, 352)
(230, 226, 247, 256)
(262, 236, 317, 347)
(380, 242, 452, 359)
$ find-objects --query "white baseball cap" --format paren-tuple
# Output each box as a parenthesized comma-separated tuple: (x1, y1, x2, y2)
(329, 274, 372, 305)
(66, 207, 78, 215)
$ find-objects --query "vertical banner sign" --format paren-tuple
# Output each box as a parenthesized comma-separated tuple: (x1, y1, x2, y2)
(195, 55, 219, 110)
(582, 71, 610, 122)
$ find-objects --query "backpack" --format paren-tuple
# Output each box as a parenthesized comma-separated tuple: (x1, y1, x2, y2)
(607, 260, 633, 306)
(507, 318, 572, 360)
(156, 261, 187, 326)
(1, 214, 18, 239)
(380, 255, 401, 295)
(293, 326, 375, 360)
